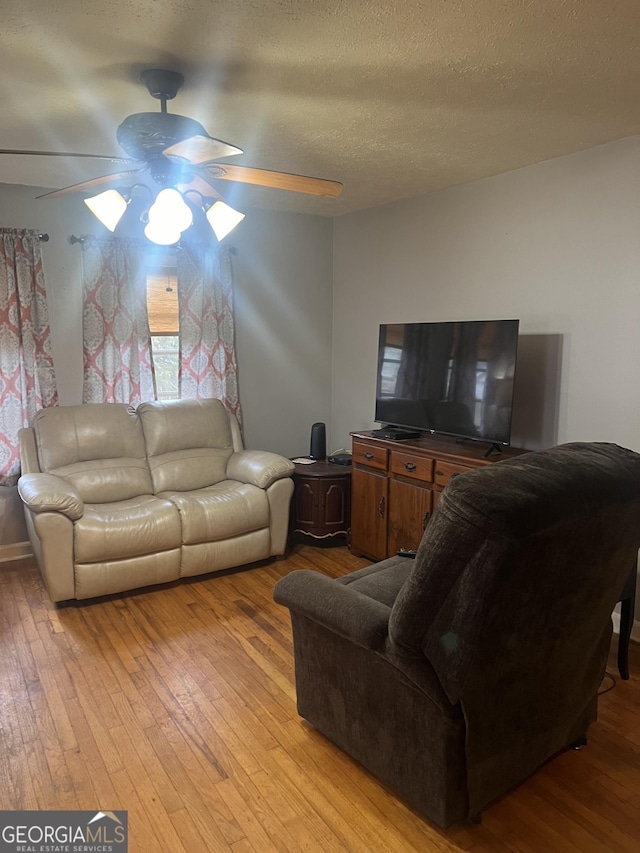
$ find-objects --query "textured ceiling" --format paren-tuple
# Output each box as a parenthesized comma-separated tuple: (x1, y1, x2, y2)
(1, 1, 640, 216)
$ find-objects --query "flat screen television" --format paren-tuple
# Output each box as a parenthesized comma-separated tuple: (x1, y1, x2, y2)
(375, 319, 519, 447)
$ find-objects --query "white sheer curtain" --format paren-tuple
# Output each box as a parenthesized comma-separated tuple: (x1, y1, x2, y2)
(81, 238, 156, 404)
(177, 245, 241, 422)
(0, 228, 57, 486)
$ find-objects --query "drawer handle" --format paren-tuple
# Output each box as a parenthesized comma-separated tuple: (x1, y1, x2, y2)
(451, 472, 460, 479)
(404, 462, 417, 472)
(435, 469, 443, 477)
(378, 496, 386, 518)
(364, 452, 374, 460)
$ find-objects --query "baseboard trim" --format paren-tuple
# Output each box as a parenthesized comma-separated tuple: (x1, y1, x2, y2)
(0, 541, 33, 564)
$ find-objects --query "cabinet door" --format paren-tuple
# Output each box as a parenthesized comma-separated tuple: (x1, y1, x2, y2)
(318, 477, 351, 537)
(388, 479, 433, 556)
(350, 467, 388, 560)
(292, 479, 318, 530)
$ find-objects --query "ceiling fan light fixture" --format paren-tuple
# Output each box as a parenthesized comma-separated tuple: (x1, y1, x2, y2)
(148, 187, 193, 233)
(143, 220, 182, 246)
(84, 189, 128, 231)
(206, 200, 245, 241)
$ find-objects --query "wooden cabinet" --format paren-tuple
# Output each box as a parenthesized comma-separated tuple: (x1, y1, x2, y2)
(290, 461, 352, 545)
(350, 464, 387, 559)
(388, 478, 432, 556)
(350, 431, 526, 560)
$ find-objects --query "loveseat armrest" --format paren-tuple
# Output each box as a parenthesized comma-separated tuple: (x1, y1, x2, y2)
(274, 569, 390, 650)
(18, 473, 84, 521)
(227, 450, 295, 489)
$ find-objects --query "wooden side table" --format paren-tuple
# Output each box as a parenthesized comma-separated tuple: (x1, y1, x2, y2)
(289, 460, 352, 546)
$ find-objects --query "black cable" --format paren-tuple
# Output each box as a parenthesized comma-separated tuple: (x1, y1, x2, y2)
(598, 670, 617, 695)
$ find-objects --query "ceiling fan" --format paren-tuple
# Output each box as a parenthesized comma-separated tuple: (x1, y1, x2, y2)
(0, 69, 343, 242)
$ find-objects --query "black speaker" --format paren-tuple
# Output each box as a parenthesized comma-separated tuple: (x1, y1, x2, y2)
(309, 422, 326, 460)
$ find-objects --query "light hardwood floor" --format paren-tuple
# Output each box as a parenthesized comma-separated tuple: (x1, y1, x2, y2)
(0, 546, 638, 852)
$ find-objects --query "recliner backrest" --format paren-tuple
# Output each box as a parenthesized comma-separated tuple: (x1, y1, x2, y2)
(33, 403, 152, 503)
(138, 398, 235, 493)
(390, 442, 640, 702)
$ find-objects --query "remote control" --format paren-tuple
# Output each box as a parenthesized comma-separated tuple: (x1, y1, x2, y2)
(396, 548, 418, 559)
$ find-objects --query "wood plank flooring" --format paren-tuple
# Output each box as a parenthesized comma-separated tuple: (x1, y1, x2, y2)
(0, 546, 638, 852)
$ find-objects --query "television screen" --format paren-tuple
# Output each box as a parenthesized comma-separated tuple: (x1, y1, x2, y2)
(375, 319, 519, 445)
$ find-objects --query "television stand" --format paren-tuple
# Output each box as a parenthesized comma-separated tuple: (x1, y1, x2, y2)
(483, 443, 503, 459)
(453, 437, 504, 458)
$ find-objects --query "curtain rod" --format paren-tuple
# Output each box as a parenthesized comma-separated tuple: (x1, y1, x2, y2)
(68, 234, 236, 253)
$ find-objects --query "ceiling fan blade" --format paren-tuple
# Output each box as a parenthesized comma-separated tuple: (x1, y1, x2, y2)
(36, 169, 149, 200)
(163, 134, 243, 165)
(201, 163, 343, 198)
(0, 148, 133, 164)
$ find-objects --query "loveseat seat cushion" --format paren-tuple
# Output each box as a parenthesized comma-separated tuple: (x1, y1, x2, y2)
(138, 398, 235, 493)
(33, 403, 152, 502)
(160, 482, 270, 544)
(74, 495, 182, 563)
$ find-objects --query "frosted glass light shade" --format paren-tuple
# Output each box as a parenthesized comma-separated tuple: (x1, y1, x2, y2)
(148, 188, 193, 233)
(84, 190, 128, 232)
(206, 200, 245, 241)
(144, 221, 181, 246)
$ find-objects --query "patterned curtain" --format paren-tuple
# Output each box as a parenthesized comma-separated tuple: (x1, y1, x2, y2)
(0, 228, 57, 486)
(177, 245, 241, 422)
(81, 238, 156, 404)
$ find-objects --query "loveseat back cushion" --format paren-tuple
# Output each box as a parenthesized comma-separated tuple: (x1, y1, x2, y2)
(33, 403, 152, 503)
(138, 398, 234, 493)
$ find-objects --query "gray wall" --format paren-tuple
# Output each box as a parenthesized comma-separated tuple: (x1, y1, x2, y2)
(0, 184, 333, 545)
(332, 136, 640, 454)
(233, 212, 333, 457)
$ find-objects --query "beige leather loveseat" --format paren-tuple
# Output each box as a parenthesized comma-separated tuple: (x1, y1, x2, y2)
(18, 398, 295, 602)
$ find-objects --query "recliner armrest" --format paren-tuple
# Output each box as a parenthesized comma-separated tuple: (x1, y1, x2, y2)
(227, 450, 295, 489)
(18, 473, 84, 521)
(274, 569, 390, 650)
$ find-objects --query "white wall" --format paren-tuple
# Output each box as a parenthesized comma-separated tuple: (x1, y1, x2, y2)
(0, 185, 333, 545)
(332, 136, 640, 453)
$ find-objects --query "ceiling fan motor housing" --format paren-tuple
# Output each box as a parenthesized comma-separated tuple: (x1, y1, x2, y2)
(116, 113, 208, 160)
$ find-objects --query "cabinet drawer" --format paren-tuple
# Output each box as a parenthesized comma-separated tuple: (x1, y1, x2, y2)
(434, 461, 470, 488)
(353, 441, 388, 472)
(390, 451, 434, 483)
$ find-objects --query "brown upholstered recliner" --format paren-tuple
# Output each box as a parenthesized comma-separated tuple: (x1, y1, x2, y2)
(19, 398, 294, 602)
(274, 443, 640, 828)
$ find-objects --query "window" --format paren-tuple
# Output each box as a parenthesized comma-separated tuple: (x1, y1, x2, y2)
(146, 264, 179, 400)
(474, 360, 488, 427)
(379, 345, 403, 396)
